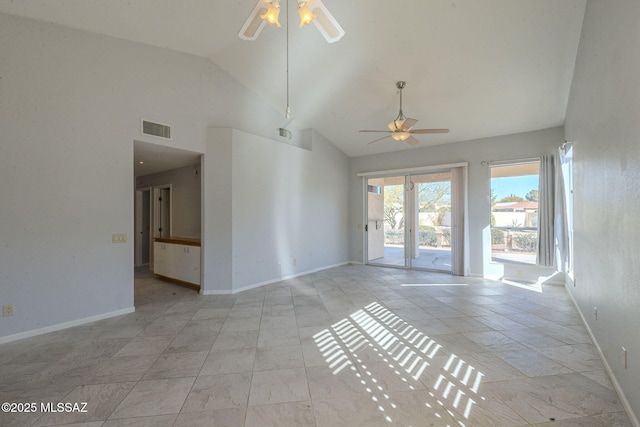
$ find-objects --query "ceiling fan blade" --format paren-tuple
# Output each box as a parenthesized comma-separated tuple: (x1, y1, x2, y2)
(309, 0, 345, 43)
(387, 118, 417, 132)
(366, 82, 450, 144)
(400, 118, 418, 131)
(359, 130, 391, 133)
(410, 129, 450, 134)
(367, 135, 392, 145)
(238, 0, 268, 41)
(406, 136, 420, 146)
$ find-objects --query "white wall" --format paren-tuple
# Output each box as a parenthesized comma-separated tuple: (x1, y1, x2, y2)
(202, 128, 350, 294)
(564, 0, 640, 422)
(202, 128, 234, 294)
(0, 13, 346, 340)
(232, 128, 350, 290)
(349, 127, 563, 281)
(136, 164, 202, 238)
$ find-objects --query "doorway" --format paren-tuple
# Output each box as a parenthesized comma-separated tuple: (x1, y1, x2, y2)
(364, 166, 467, 274)
(134, 184, 173, 270)
(133, 140, 203, 304)
(134, 184, 172, 268)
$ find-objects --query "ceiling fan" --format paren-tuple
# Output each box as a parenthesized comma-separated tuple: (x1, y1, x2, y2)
(239, 0, 345, 43)
(360, 81, 449, 146)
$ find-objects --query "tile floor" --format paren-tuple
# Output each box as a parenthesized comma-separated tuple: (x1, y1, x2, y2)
(0, 265, 633, 426)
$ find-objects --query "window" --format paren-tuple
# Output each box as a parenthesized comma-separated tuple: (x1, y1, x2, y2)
(560, 145, 574, 277)
(490, 161, 540, 264)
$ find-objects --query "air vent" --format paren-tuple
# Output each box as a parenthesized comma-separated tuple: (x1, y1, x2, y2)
(142, 120, 171, 139)
(279, 128, 292, 140)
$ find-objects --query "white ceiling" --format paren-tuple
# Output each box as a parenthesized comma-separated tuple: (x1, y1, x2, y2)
(134, 141, 202, 176)
(0, 0, 586, 161)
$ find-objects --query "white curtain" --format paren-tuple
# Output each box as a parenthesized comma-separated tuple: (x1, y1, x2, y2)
(554, 145, 572, 273)
(450, 166, 468, 276)
(536, 155, 555, 267)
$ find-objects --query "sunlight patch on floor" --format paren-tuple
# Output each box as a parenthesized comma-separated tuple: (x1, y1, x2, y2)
(401, 283, 468, 287)
(313, 301, 485, 426)
(501, 279, 543, 293)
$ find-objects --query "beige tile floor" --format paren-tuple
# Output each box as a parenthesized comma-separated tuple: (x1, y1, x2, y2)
(0, 265, 633, 426)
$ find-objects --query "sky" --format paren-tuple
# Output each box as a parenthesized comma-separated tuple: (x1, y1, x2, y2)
(491, 175, 538, 201)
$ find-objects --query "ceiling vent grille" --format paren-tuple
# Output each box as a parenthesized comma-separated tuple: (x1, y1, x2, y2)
(142, 120, 171, 139)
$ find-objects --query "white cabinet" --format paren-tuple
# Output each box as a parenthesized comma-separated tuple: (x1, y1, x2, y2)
(153, 239, 200, 287)
(153, 242, 176, 278)
(174, 245, 201, 285)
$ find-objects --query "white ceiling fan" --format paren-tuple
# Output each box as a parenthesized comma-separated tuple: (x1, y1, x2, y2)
(360, 81, 449, 146)
(238, 0, 345, 43)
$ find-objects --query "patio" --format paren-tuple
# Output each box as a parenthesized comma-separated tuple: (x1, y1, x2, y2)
(369, 245, 538, 272)
(369, 245, 452, 272)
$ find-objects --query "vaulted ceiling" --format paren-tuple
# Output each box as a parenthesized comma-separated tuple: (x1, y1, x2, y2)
(0, 0, 586, 157)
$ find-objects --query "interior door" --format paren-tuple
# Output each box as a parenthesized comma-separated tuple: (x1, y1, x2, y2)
(133, 190, 149, 267)
(141, 190, 151, 264)
(134, 189, 152, 267)
(135, 190, 143, 267)
(153, 185, 171, 238)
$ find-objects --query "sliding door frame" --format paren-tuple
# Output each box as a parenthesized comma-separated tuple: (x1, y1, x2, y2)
(365, 173, 410, 269)
(359, 162, 469, 275)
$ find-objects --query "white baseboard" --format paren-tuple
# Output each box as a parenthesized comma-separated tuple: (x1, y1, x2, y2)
(565, 287, 639, 427)
(0, 307, 135, 345)
(201, 261, 351, 295)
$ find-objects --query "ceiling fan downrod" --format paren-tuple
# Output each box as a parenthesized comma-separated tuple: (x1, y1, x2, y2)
(395, 81, 407, 122)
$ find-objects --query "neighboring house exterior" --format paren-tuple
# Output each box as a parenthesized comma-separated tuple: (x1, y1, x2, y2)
(493, 201, 538, 228)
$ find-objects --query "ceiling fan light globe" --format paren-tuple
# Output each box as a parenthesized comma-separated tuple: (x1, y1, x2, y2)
(261, 4, 282, 27)
(391, 131, 411, 141)
(298, 5, 317, 27)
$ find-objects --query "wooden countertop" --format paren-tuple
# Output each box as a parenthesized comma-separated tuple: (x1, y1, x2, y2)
(154, 236, 201, 247)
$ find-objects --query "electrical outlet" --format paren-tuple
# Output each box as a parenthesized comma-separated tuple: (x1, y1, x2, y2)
(277, 263, 281, 272)
(622, 347, 627, 369)
(593, 307, 597, 320)
(292, 258, 296, 266)
(3, 304, 14, 316)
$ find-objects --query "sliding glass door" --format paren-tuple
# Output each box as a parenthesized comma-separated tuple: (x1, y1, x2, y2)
(366, 170, 458, 273)
(410, 172, 452, 272)
(366, 176, 408, 268)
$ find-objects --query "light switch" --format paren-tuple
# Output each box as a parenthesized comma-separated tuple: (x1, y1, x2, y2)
(112, 233, 128, 243)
